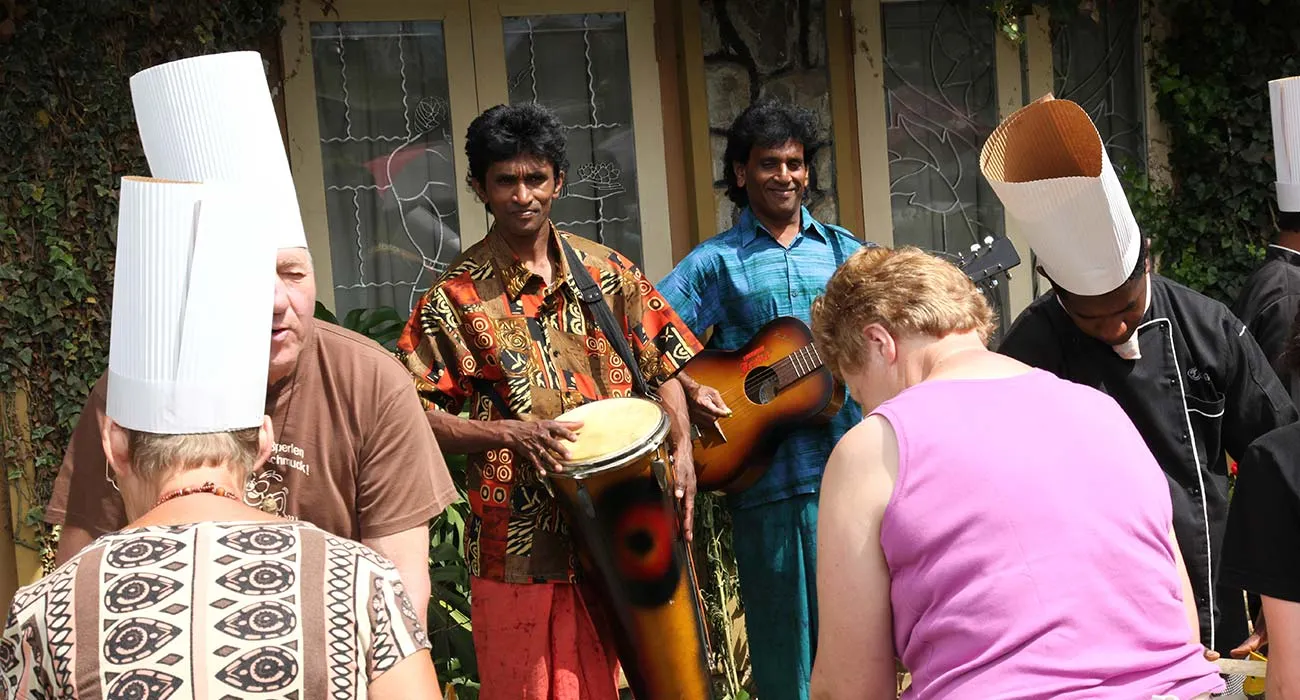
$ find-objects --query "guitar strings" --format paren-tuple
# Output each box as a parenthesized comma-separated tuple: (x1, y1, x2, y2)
(714, 346, 822, 403)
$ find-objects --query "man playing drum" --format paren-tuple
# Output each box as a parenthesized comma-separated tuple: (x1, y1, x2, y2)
(397, 102, 702, 700)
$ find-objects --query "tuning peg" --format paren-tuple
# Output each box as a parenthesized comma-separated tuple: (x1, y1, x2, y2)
(969, 243, 980, 253)
(990, 279, 999, 288)
(984, 236, 994, 246)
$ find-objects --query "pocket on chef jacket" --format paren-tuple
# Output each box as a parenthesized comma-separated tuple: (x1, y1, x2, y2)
(1185, 392, 1226, 419)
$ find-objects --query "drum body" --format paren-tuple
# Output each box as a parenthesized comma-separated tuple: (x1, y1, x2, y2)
(549, 397, 712, 700)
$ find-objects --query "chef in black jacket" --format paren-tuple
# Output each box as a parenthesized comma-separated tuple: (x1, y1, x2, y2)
(1233, 76, 1300, 406)
(1223, 320, 1300, 695)
(982, 97, 1298, 662)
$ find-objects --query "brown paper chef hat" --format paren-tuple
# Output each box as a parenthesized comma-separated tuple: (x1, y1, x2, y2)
(980, 96, 1141, 296)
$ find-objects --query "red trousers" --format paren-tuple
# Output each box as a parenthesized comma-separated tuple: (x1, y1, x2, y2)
(470, 576, 621, 700)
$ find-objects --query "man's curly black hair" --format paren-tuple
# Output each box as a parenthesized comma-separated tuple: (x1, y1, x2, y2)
(464, 103, 570, 190)
(722, 99, 824, 208)
(1280, 210, 1300, 233)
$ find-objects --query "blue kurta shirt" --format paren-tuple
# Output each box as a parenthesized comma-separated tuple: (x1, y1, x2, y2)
(658, 206, 866, 509)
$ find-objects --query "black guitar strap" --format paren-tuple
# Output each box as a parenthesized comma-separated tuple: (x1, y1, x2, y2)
(559, 235, 653, 399)
(470, 377, 515, 420)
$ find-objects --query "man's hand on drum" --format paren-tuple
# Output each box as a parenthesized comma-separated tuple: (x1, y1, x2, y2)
(511, 419, 584, 474)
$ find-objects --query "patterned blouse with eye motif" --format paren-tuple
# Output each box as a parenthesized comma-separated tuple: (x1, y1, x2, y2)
(0, 521, 429, 699)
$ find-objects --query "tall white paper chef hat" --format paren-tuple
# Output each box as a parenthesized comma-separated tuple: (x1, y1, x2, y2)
(107, 177, 276, 434)
(129, 51, 308, 249)
(980, 96, 1142, 296)
(1270, 76, 1300, 212)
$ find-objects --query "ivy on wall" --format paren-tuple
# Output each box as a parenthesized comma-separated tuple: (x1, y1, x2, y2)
(0, 0, 285, 545)
(970, 0, 1300, 304)
(1127, 0, 1300, 304)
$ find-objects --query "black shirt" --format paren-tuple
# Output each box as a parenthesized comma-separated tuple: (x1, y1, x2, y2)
(999, 274, 1297, 652)
(1232, 244, 1300, 405)
(1222, 422, 1300, 602)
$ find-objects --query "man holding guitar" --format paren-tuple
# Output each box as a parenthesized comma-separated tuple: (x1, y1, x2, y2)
(659, 100, 866, 700)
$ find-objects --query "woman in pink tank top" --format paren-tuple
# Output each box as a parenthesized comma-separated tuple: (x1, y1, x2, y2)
(807, 247, 1223, 700)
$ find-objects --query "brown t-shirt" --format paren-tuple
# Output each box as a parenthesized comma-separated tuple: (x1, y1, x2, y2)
(45, 322, 458, 541)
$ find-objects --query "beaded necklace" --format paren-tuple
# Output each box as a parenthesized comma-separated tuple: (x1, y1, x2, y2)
(152, 481, 241, 509)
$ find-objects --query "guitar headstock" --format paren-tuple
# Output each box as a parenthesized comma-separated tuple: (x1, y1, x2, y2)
(957, 236, 1021, 291)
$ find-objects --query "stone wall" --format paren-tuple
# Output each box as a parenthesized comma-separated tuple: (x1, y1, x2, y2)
(700, 0, 839, 233)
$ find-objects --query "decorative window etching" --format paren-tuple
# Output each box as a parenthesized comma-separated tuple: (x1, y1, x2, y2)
(881, 0, 1008, 329)
(310, 21, 461, 319)
(700, 0, 838, 233)
(1053, 1, 1145, 172)
(503, 14, 644, 268)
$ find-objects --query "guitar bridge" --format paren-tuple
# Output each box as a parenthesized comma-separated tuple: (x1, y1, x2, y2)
(692, 419, 727, 446)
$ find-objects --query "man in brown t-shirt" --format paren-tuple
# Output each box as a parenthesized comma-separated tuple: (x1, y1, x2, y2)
(46, 246, 459, 625)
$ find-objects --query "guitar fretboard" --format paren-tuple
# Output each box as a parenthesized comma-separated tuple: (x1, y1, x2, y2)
(771, 343, 824, 390)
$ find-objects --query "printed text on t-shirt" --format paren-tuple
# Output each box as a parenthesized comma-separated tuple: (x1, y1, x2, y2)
(271, 442, 311, 476)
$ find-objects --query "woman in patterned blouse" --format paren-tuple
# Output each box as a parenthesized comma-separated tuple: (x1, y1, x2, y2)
(0, 172, 443, 698)
(0, 417, 443, 699)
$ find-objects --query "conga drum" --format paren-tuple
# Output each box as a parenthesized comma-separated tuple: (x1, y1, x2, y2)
(548, 397, 713, 700)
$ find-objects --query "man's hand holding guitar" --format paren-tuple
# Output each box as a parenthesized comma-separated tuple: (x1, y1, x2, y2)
(678, 371, 733, 426)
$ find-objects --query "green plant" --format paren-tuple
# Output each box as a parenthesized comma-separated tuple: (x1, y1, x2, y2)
(314, 301, 406, 350)
(0, 1, 286, 554)
(696, 494, 750, 699)
(959, 0, 1110, 42)
(427, 454, 478, 697)
(315, 302, 479, 694)
(1123, 0, 1300, 304)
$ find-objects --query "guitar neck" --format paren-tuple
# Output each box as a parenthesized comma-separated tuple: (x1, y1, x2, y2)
(771, 343, 825, 390)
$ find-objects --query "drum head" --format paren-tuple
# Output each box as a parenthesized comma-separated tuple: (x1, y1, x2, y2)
(557, 397, 667, 469)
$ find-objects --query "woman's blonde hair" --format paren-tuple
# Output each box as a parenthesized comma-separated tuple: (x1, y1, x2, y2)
(811, 246, 996, 379)
(126, 427, 262, 487)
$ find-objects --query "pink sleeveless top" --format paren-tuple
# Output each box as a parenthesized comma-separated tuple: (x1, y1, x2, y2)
(872, 370, 1224, 700)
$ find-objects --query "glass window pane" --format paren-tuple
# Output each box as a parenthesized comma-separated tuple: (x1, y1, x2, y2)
(1052, 2, 1146, 172)
(882, 0, 1003, 252)
(503, 14, 643, 267)
(881, 0, 1008, 331)
(310, 20, 462, 318)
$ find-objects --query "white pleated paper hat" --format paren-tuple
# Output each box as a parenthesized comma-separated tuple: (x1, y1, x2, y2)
(129, 51, 308, 249)
(107, 177, 276, 434)
(1270, 76, 1300, 212)
(980, 97, 1141, 296)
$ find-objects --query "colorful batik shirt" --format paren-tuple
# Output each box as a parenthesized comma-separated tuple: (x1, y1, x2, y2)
(0, 521, 429, 699)
(398, 225, 702, 583)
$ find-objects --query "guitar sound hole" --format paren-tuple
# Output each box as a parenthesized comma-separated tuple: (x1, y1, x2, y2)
(743, 367, 780, 405)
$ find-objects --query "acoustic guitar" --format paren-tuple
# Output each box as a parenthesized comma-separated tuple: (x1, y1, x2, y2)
(688, 237, 1021, 493)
